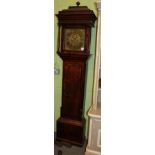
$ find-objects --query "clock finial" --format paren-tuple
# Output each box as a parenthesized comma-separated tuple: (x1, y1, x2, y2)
(76, 1, 80, 7)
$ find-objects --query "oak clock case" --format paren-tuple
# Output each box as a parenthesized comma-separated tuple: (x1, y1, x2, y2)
(56, 3, 97, 146)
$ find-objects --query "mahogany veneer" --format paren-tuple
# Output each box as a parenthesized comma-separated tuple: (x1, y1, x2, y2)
(56, 2, 97, 146)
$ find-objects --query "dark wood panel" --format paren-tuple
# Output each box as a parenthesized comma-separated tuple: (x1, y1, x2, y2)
(56, 2, 97, 146)
(61, 61, 86, 120)
(56, 117, 85, 146)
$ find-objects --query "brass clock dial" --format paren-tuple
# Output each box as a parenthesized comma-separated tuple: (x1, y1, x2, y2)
(64, 29, 85, 51)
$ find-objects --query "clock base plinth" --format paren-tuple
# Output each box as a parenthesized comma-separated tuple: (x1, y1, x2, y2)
(56, 117, 85, 146)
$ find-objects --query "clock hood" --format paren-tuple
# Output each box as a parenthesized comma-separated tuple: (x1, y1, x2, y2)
(56, 2, 97, 26)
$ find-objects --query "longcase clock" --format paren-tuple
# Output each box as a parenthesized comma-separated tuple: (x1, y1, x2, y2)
(56, 2, 97, 146)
